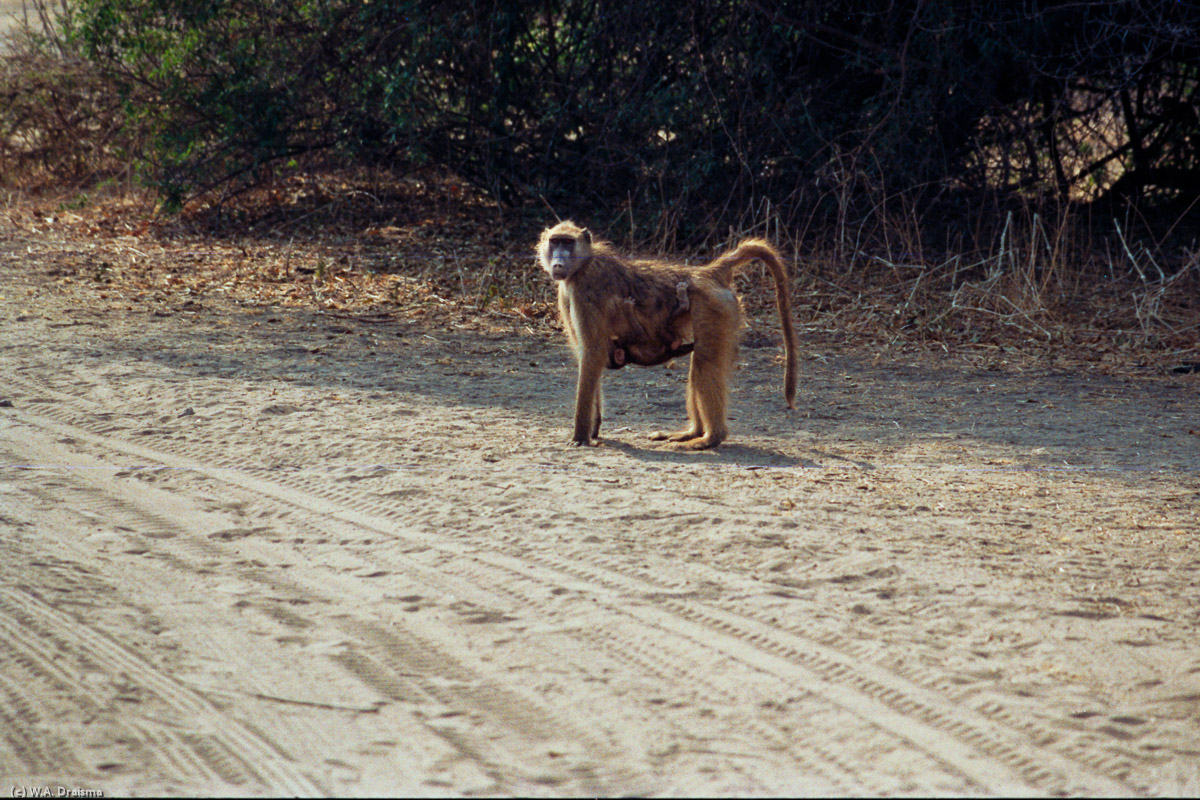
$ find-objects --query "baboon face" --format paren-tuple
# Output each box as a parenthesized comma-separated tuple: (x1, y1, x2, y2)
(546, 237, 577, 280)
(539, 222, 593, 281)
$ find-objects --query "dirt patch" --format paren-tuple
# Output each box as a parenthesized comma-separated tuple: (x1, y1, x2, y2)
(1, 212, 1199, 794)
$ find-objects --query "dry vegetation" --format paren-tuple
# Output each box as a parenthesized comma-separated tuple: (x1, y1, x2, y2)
(3, 168, 1198, 379)
(2, 3, 1197, 369)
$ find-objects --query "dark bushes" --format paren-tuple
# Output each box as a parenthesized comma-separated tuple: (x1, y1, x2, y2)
(5, 1, 1199, 249)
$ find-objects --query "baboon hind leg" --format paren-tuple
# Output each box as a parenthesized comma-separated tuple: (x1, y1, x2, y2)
(670, 359, 729, 450)
(649, 382, 703, 442)
(669, 315, 738, 451)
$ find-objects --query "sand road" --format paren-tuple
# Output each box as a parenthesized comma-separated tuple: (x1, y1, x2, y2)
(1, 231, 1199, 795)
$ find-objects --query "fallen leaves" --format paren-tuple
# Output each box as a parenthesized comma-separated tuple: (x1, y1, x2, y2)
(4, 170, 1198, 372)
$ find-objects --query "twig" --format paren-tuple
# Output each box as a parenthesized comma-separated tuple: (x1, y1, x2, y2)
(249, 691, 386, 713)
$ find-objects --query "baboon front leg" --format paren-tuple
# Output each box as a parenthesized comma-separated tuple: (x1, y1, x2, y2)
(591, 392, 603, 439)
(571, 348, 605, 446)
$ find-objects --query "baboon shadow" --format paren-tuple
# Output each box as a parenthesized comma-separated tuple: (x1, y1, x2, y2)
(602, 437, 834, 470)
(805, 447, 876, 471)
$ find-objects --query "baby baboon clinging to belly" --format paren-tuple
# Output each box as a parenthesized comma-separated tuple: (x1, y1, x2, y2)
(608, 279, 693, 369)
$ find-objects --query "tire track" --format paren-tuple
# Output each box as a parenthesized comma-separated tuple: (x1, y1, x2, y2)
(0, 671, 85, 777)
(206, 486, 845, 793)
(3, 384, 901, 792)
(332, 619, 622, 796)
(262, 437, 1149, 795)
(172, 477, 861, 794)
(131, 446, 1129, 794)
(0, 546, 265, 792)
(2, 375, 1138, 795)
(460, 544, 1082, 794)
(0, 586, 319, 796)
(1, 411, 650, 794)
(8, 401, 892, 794)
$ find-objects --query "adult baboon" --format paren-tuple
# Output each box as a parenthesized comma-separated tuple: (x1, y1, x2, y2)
(538, 220, 798, 450)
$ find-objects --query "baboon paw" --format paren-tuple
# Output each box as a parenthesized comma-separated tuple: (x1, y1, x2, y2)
(672, 438, 720, 451)
(650, 430, 702, 444)
(568, 438, 598, 448)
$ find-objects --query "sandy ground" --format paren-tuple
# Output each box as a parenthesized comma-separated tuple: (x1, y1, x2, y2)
(1, 226, 1199, 797)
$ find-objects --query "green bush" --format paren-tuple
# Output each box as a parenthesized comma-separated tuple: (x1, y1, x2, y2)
(14, 1, 1195, 243)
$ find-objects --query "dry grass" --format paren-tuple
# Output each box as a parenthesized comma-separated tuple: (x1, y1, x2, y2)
(709, 186, 1200, 372)
(3, 6, 1196, 373)
(0, 12, 142, 194)
(3, 169, 1198, 379)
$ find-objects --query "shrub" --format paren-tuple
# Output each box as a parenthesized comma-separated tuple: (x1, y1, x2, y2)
(6, 0, 1197, 253)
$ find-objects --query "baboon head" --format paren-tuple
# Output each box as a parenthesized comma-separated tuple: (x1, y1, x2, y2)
(539, 221, 593, 281)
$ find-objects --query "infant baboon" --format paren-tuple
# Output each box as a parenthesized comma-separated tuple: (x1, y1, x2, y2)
(538, 220, 798, 450)
(608, 279, 693, 369)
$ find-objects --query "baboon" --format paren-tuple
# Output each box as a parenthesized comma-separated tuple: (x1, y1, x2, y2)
(538, 220, 798, 450)
(608, 279, 694, 369)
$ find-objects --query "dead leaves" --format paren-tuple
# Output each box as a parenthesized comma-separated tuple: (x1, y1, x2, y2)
(5, 170, 1197, 370)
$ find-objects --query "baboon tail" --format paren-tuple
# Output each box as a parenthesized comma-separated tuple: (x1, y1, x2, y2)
(707, 240, 799, 409)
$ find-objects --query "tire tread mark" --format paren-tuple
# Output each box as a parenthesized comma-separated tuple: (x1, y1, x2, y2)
(440, 555, 853, 792)
(8, 417, 653, 795)
(225, 496, 881, 794)
(0, 586, 319, 796)
(472, 547, 1051, 793)
(223, 493, 805, 794)
(338, 617, 636, 796)
(329, 646, 508, 793)
(127, 721, 226, 787)
(4, 377, 1137, 795)
(174, 469, 1041, 791)
(0, 612, 222, 787)
(474, 536, 1140, 796)
(588, 628, 851, 794)
(0, 672, 82, 775)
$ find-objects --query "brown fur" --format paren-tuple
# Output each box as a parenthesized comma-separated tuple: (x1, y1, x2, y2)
(538, 220, 798, 450)
(608, 279, 693, 369)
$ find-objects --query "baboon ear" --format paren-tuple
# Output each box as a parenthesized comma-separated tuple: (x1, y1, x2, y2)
(580, 228, 592, 245)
